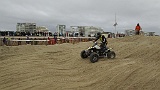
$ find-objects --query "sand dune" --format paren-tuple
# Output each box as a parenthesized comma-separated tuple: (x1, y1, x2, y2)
(0, 35, 160, 90)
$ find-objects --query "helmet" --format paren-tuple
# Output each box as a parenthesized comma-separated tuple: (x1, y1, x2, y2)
(97, 32, 101, 36)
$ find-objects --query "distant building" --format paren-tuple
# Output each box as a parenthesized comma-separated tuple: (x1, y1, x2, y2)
(70, 26, 104, 37)
(16, 23, 36, 33)
(56, 25, 66, 36)
(146, 32, 155, 36)
(125, 29, 135, 36)
(36, 26, 49, 32)
(36, 26, 50, 36)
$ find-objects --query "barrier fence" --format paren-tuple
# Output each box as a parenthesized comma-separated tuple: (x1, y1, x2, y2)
(0, 36, 95, 46)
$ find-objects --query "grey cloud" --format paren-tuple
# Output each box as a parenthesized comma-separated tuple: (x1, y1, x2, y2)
(0, 0, 160, 35)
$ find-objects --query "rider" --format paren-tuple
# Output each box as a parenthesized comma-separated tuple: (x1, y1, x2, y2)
(95, 32, 108, 54)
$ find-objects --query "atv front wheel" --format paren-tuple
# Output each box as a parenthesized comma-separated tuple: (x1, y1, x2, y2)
(107, 51, 116, 59)
(90, 52, 99, 63)
(81, 50, 88, 59)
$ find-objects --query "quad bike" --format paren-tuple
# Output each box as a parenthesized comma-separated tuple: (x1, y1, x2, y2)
(81, 42, 116, 63)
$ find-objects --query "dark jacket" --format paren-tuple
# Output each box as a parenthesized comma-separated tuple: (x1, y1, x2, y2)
(95, 35, 107, 44)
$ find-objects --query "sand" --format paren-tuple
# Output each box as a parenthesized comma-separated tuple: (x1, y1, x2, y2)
(0, 35, 160, 90)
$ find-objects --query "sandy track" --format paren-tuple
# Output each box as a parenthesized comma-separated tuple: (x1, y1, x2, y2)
(0, 35, 160, 90)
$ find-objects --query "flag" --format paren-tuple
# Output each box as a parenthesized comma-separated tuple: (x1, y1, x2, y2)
(113, 22, 118, 26)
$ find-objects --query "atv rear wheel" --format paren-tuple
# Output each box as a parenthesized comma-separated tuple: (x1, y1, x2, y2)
(90, 52, 99, 63)
(107, 51, 116, 59)
(81, 50, 88, 59)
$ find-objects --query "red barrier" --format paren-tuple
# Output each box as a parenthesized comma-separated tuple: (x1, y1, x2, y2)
(48, 37, 51, 45)
(51, 39, 56, 45)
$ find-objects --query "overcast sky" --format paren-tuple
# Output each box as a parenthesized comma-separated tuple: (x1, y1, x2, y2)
(0, 0, 160, 35)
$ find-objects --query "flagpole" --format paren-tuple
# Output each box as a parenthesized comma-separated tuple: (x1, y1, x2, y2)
(113, 13, 117, 38)
(115, 13, 116, 38)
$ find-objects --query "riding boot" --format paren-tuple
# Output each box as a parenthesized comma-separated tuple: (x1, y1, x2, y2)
(102, 47, 106, 55)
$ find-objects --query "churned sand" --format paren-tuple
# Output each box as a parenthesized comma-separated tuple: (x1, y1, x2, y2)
(0, 35, 160, 90)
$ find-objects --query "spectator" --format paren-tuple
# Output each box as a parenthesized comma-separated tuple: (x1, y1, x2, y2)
(18, 38, 21, 45)
(135, 23, 142, 35)
(3, 37, 6, 45)
(54, 32, 57, 44)
(26, 36, 30, 44)
(7, 37, 11, 46)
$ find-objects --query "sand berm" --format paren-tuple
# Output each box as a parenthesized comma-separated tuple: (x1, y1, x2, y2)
(0, 35, 160, 90)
